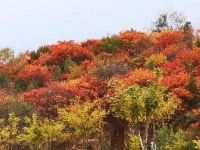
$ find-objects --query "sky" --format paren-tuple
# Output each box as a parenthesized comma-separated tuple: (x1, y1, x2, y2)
(0, 0, 200, 53)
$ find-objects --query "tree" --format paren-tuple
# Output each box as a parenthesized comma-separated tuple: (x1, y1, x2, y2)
(46, 41, 94, 68)
(16, 64, 53, 90)
(0, 96, 35, 120)
(106, 79, 180, 150)
(119, 31, 150, 55)
(58, 100, 106, 149)
(19, 114, 68, 150)
(154, 13, 168, 32)
(156, 126, 196, 150)
(0, 48, 14, 64)
(153, 31, 184, 51)
(153, 11, 188, 32)
(0, 113, 21, 150)
(127, 83, 180, 150)
(22, 83, 76, 118)
(101, 35, 121, 53)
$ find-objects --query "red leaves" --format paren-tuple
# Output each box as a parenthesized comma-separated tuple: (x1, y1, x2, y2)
(161, 59, 185, 76)
(81, 39, 102, 54)
(153, 31, 184, 50)
(162, 44, 186, 60)
(22, 75, 107, 117)
(192, 109, 200, 116)
(22, 83, 76, 117)
(172, 88, 193, 99)
(17, 64, 53, 86)
(48, 41, 94, 65)
(161, 72, 189, 90)
(177, 50, 200, 67)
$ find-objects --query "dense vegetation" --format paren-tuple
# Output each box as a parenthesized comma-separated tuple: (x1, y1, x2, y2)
(0, 12, 199, 150)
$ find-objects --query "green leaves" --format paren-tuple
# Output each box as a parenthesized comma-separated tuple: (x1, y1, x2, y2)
(156, 126, 197, 150)
(101, 36, 121, 53)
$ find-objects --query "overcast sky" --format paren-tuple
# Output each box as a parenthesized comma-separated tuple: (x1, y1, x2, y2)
(0, 0, 199, 53)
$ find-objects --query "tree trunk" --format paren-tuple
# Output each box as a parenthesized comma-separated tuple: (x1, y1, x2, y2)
(144, 122, 149, 150)
(109, 118, 127, 150)
(152, 122, 156, 150)
(138, 130, 144, 150)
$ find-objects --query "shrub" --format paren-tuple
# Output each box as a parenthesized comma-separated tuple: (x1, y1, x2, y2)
(156, 126, 196, 150)
(0, 96, 36, 120)
(128, 135, 141, 150)
(101, 36, 121, 53)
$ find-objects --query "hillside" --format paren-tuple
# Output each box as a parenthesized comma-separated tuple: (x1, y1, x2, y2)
(0, 15, 200, 150)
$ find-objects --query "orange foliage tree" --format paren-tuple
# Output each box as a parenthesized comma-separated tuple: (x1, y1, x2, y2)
(119, 31, 150, 55)
(124, 68, 156, 86)
(153, 30, 184, 50)
(17, 64, 53, 88)
(48, 41, 94, 66)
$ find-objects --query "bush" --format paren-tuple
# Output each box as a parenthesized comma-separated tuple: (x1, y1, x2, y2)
(0, 70, 9, 87)
(128, 135, 141, 150)
(101, 36, 121, 53)
(14, 79, 27, 92)
(0, 96, 36, 120)
(196, 38, 200, 48)
(156, 126, 197, 150)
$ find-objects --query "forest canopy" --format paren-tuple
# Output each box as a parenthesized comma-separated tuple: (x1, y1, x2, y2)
(0, 11, 199, 150)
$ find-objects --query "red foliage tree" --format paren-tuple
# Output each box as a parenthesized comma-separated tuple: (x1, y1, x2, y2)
(153, 31, 184, 50)
(119, 31, 150, 55)
(48, 41, 94, 65)
(22, 75, 107, 117)
(17, 64, 53, 87)
(22, 83, 76, 117)
(161, 72, 189, 90)
(161, 59, 185, 76)
(81, 39, 102, 54)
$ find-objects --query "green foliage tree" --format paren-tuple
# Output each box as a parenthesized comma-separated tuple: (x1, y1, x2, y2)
(0, 70, 9, 87)
(107, 79, 180, 150)
(54, 66, 62, 80)
(153, 11, 189, 32)
(156, 126, 197, 150)
(154, 13, 168, 32)
(196, 38, 200, 48)
(101, 36, 121, 53)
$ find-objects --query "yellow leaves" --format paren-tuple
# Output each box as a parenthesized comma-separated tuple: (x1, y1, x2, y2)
(145, 53, 167, 69)
(58, 100, 106, 139)
(20, 114, 69, 150)
(193, 140, 200, 150)
(107, 85, 133, 121)
(0, 113, 20, 149)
